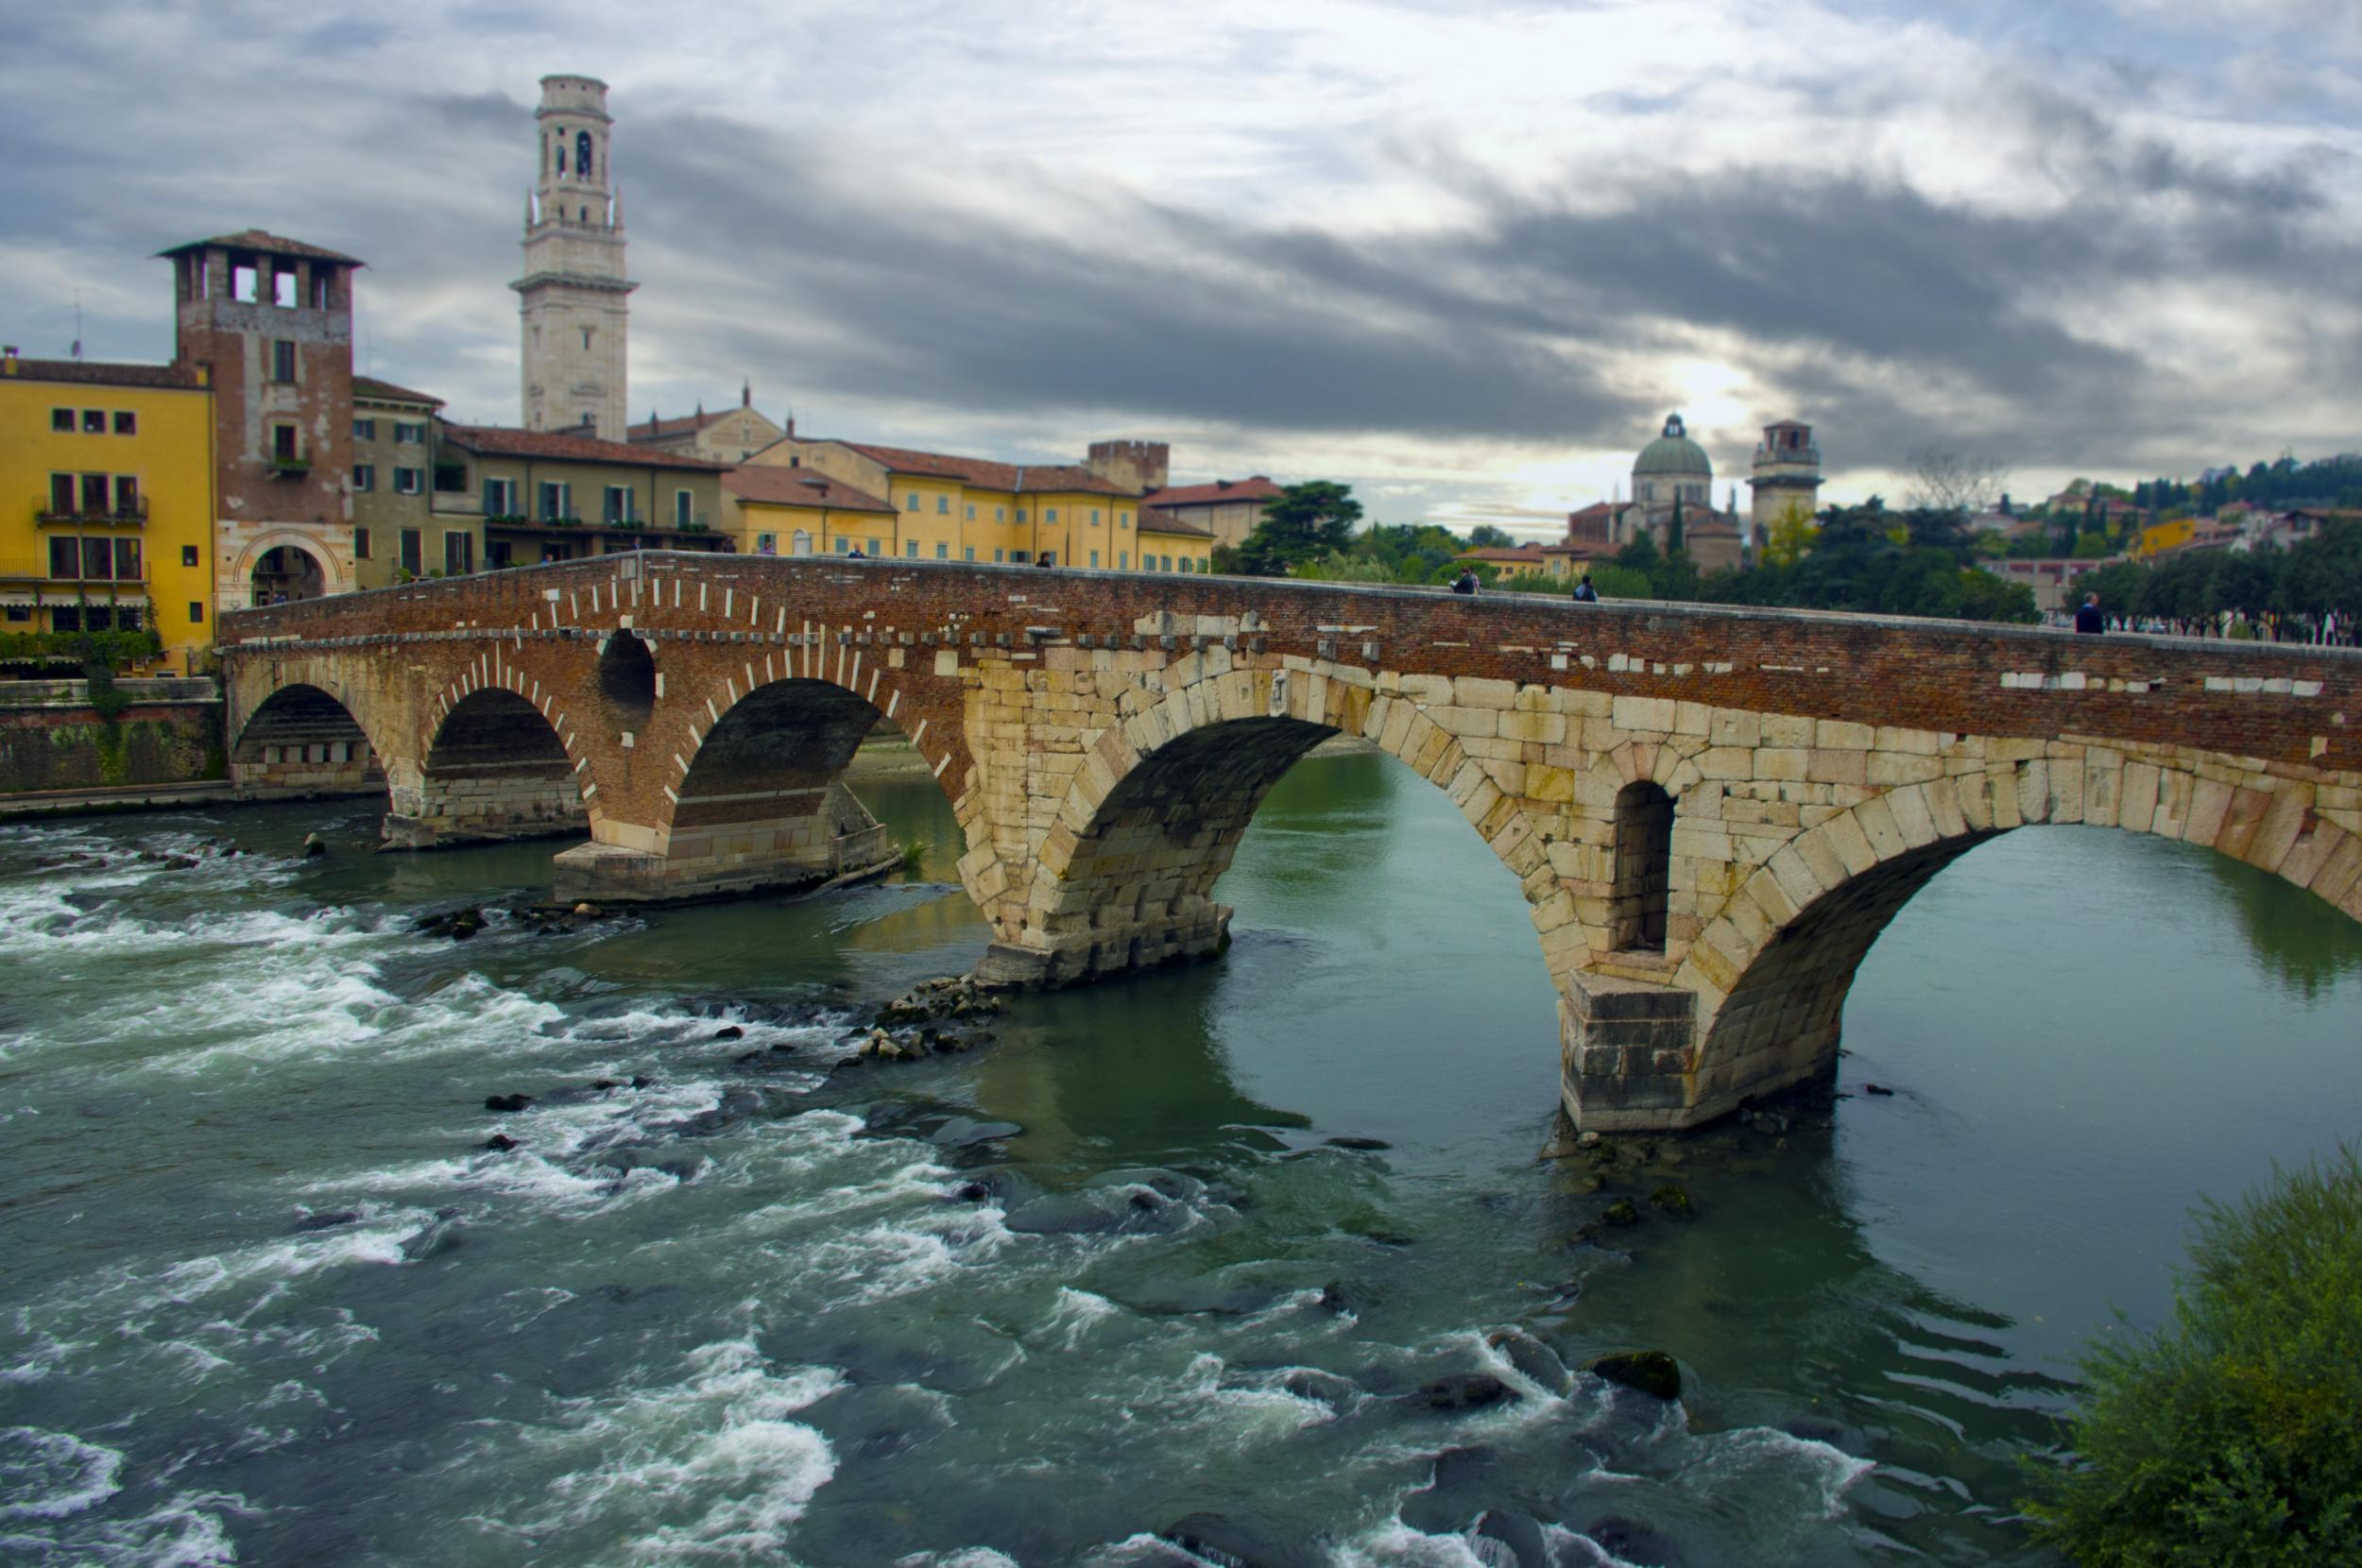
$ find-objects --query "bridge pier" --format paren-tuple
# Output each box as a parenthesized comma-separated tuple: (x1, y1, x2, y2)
(551, 781, 899, 904)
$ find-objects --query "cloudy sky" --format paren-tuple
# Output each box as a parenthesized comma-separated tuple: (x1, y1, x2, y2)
(5, 1, 2357, 536)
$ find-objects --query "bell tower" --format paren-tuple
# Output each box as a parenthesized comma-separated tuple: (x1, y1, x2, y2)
(513, 74, 634, 439)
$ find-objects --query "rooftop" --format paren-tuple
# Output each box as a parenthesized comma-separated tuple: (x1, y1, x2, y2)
(157, 230, 364, 266)
(722, 467, 895, 513)
(822, 439, 1133, 496)
(2, 357, 205, 391)
(1143, 476, 1286, 508)
(1138, 506, 1214, 538)
(352, 375, 442, 407)
(441, 424, 729, 470)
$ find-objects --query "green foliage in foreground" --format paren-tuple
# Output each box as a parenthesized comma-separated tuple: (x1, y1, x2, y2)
(2025, 1146, 2362, 1565)
(0, 628, 164, 668)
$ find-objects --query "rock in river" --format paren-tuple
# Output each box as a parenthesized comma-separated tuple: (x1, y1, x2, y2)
(1584, 1349, 1682, 1401)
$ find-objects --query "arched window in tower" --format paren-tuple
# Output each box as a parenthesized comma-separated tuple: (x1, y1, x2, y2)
(1610, 780, 1675, 953)
(556, 133, 567, 176)
(576, 130, 593, 181)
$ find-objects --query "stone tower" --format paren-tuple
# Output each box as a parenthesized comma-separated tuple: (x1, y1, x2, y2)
(1749, 419, 1822, 534)
(161, 230, 363, 608)
(514, 74, 634, 439)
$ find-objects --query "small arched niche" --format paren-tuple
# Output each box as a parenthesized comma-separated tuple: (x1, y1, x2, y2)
(1611, 780, 1675, 953)
(597, 630, 657, 728)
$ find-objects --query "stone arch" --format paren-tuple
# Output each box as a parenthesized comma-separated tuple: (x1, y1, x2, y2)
(595, 628, 658, 730)
(386, 688, 587, 847)
(230, 530, 351, 608)
(1610, 780, 1675, 953)
(984, 660, 1561, 988)
(228, 681, 387, 798)
(625, 673, 934, 902)
(1677, 750, 2362, 1118)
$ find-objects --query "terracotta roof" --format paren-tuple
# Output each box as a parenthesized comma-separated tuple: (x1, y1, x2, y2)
(3, 358, 204, 390)
(1143, 476, 1285, 508)
(1455, 545, 1549, 565)
(352, 375, 442, 407)
(156, 230, 364, 265)
(723, 467, 895, 513)
(1544, 539, 1619, 559)
(1138, 506, 1214, 538)
(829, 440, 1133, 496)
(441, 424, 729, 470)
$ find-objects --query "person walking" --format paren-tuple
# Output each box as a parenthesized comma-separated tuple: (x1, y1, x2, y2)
(1573, 573, 1599, 603)
(2075, 592, 2106, 634)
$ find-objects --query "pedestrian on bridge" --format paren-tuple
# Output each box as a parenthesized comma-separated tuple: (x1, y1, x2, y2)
(2075, 593, 2106, 635)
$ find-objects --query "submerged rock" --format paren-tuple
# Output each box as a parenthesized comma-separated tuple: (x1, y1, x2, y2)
(1474, 1509, 1553, 1568)
(1600, 1198, 1641, 1228)
(1160, 1511, 1324, 1568)
(711, 1025, 745, 1041)
(1485, 1327, 1569, 1395)
(1649, 1185, 1694, 1219)
(1585, 1349, 1682, 1401)
(300, 833, 328, 859)
(482, 1133, 521, 1152)
(484, 1093, 534, 1114)
(1417, 1372, 1516, 1412)
(290, 1210, 360, 1233)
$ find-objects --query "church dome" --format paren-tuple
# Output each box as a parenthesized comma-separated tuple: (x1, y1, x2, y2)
(1634, 414, 1712, 479)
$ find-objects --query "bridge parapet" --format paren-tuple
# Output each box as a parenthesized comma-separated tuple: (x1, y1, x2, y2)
(220, 556, 2362, 1131)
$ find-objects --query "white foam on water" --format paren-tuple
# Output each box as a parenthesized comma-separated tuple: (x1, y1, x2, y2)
(1683, 1425, 1875, 1520)
(508, 1334, 843, 1562)
(1330, 1520, 1500, 1567)
(1039, 1287, 1122, 1350)
(139, 1213, 428, 1312)
(793, 1199, 1016, 1307)
(1159, 1352, 1338, 1442)
(0, 1426, 123, 1520)
(895, 1550, 1023, 1568)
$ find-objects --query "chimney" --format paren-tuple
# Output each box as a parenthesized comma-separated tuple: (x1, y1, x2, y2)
(742, 380, 751, 408)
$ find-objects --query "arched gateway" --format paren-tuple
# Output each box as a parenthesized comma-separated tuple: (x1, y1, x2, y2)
(221, 554, 2362, 1132)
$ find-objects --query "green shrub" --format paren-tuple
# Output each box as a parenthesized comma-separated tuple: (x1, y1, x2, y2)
(2025, 1145, 2362, 1564)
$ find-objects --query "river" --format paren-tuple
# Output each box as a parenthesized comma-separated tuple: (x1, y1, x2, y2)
(3, 746, 2358, 1566)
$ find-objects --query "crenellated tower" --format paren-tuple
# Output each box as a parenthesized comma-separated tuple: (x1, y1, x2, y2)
(513, 74, 634, 438)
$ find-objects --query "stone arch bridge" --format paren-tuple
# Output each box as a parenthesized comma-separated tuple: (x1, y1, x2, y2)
(220, 554, 2362, 1133)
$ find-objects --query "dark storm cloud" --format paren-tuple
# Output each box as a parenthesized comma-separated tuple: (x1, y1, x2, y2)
(608, 87, 2353, 471)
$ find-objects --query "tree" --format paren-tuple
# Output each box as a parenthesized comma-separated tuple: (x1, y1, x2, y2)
(1465, 524, 1515, 550)
(2025, 1147, 2362, 1564)
(1231, 482, 1363, 576)
(1763, 499, 1818, 570)
(1904, 447, 2011, 519)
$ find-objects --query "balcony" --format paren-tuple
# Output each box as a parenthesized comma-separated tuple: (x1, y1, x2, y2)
(34, 495, 149, 526)
(267, 454, 312, 478)
(0, 558, 149, 588)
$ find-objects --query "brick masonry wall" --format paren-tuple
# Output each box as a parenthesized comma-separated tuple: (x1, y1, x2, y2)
(220, 554, 2362, 1129)
(0, 701, 223, 794)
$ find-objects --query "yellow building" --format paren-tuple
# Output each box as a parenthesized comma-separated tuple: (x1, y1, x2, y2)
(744, 435, 1214, 572)
(0, 355, 217, 673)
(720, 466, 898, 555)
(2132, 516, 2197, 561)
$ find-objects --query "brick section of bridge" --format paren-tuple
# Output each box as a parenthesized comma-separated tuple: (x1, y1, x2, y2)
(220, 554, 2362, 1131)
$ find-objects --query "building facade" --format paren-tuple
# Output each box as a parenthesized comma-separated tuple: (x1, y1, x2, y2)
(161, 230, 363, 613)
(628, 385, 783, 464)
(0, 355, 216, 672)
(720, 466, 898, 557)
(516, 75, 633, 439)
(1137, 474, 1283, 552)
(436, 424, 728, 569)
(350, 376, 444, 590)
(745, 435, 1211, 571)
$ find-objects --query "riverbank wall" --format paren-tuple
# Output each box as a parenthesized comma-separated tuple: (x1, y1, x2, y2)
(0, 678, 225, 804)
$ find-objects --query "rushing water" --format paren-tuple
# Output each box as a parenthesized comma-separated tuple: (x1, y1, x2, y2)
(4, 748, 2359, 1567)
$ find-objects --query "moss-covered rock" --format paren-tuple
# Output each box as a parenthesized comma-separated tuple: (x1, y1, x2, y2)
(1585, 1349, 1682, 1401)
